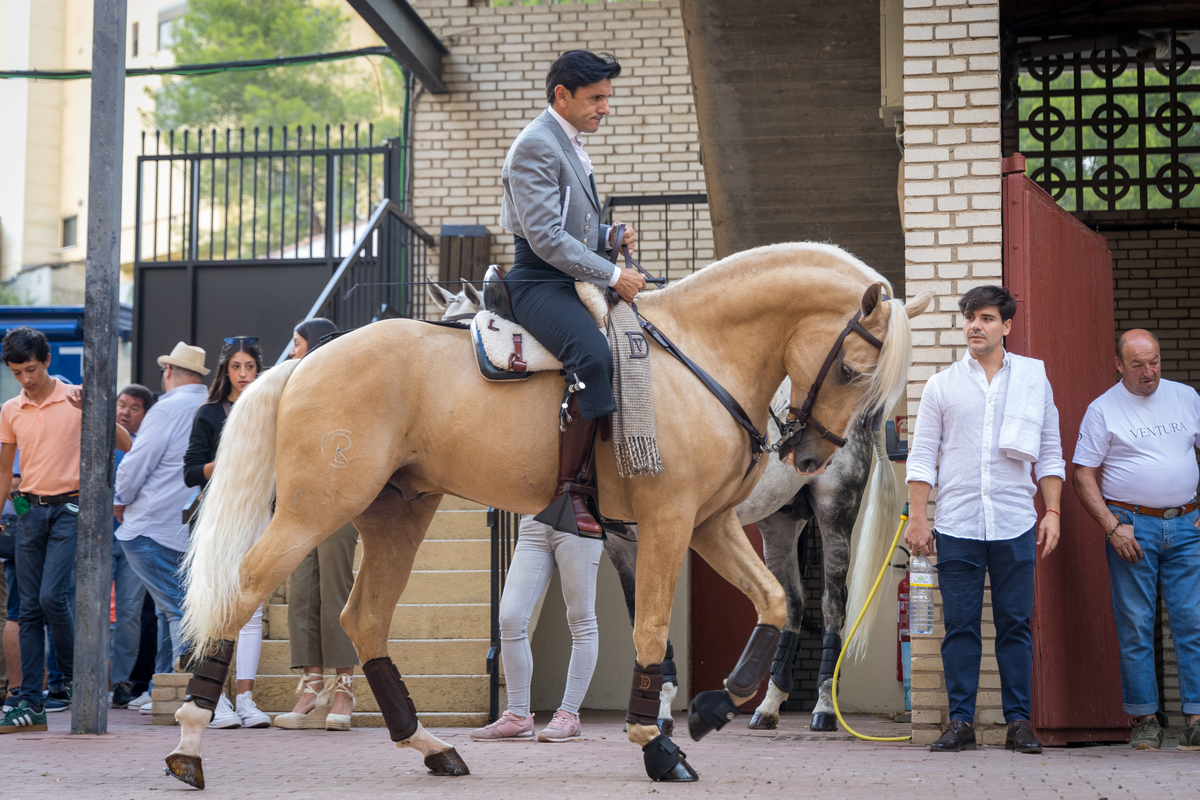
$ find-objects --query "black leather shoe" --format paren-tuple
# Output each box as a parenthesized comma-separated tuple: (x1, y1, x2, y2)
(930, 720, 977, 752)
(1005, 719, 1043, 754)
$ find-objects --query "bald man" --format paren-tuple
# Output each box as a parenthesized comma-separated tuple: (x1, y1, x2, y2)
(1073, 329, 1200, 751)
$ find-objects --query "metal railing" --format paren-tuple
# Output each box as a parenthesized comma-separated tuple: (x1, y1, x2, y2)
(274, 198, 435, 363)
(601, 193, 711, 280)
(486, 508, 520, 723)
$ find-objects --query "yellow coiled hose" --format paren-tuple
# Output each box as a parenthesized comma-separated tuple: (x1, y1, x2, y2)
(829, 503, 912, 742)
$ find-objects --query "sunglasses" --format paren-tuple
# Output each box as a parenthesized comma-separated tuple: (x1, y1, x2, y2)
(223, 337, 259, 348)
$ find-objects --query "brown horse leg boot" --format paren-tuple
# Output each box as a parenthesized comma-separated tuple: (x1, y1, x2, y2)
(535, 395, 603, 538)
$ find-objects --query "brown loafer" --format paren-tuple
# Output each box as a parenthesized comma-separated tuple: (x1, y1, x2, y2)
(1005, 719, 1043, 754)
(930, 719, 976, 752)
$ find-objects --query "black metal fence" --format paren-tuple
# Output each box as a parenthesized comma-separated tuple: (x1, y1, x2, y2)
(486, 508, 520, 723)
(601, 194, 711, 281)
(132, 124, 432, 382)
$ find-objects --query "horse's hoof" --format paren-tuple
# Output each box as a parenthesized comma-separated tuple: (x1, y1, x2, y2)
(810, 712, 838, 732)
(658, 716, 674, 737)
(747, 711, 778, 730)
(643, 734, 699, 782)
(424, 747, 470, 776)
(687, 689, 738, 741)
(164, 753, 205, 789)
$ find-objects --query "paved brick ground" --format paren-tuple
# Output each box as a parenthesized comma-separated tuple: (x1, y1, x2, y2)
(3, 708, 1198, 799)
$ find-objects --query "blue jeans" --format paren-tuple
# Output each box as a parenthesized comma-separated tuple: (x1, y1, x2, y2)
(935, 526, 1036, 723)
(120, 535, 186, 670)
(1106, 504, 1200, 716)
(15, 503, 78, 708)
(110, 537, 147, 684)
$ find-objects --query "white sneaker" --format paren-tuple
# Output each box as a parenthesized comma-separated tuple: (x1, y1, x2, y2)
(207, 694, 241, 729)
(235, 691, 271, 728)
(139, 701, 153, 715)
(129, 691, 152, 709)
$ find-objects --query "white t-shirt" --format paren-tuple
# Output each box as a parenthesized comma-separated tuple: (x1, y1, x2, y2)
(1072, 378, 1200, 508)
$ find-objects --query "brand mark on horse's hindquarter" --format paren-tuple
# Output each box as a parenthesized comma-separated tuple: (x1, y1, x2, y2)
(321, 430, 353, 468)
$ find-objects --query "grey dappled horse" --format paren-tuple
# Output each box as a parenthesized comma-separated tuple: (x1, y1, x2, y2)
(606, 377, 899, 732)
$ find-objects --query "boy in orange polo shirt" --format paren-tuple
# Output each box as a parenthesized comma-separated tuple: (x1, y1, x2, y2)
(0, 327, 130, 732)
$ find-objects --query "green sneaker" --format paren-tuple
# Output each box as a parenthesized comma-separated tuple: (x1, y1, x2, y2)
(1131, 717, 1163, 750)
(1178, 721, 1200, 751)
(0, 701, 48, 734)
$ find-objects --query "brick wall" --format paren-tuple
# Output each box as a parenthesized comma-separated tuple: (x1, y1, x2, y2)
(902, 0, 1003, 745)
(408, 0, 711, 289)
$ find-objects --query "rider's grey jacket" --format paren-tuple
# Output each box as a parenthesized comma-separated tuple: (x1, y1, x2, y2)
(499, 109, 616, 286)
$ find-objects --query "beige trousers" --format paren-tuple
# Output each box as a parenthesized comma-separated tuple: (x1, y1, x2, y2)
(287, 521, 360, 669)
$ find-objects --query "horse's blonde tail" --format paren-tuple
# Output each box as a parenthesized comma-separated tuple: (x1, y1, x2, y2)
(181, 358, 301, 656)
(842, 429, 902, 661)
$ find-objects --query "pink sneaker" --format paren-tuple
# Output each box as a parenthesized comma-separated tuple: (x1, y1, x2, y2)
(470, 710, 534, 741)
(538, 709, 582, 742)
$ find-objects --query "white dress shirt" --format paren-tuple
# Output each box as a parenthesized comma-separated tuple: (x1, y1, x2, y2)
(906, 351, 1066, 541)
(547, 107, 622, 288)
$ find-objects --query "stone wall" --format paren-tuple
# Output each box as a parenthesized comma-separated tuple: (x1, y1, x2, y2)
(901, 0, 1004, 745)
(408, 0, 711, 285)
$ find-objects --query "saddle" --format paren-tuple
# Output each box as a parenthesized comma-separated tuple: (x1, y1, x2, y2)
(471, 264, 610, 382)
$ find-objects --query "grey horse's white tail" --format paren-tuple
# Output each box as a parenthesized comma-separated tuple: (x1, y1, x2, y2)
(842, 429, 902, 660)
(180, 357, 301, 656)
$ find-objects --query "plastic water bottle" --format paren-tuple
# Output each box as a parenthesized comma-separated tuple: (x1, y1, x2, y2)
(909, 554, 936, 635)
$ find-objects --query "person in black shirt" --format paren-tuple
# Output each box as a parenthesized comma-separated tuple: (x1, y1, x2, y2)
(184, 337, 268, 729)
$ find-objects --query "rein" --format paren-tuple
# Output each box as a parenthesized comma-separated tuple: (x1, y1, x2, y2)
(613, 237, 887, 472)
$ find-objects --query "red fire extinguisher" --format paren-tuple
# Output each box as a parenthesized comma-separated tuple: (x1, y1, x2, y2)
(897, 571, 910, 682)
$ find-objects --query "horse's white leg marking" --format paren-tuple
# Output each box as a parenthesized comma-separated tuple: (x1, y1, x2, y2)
(171, 701, 211, 758)
(658, 681, 677, 720)
(752, 682, 788, 725)
(397, 721, 455, 757)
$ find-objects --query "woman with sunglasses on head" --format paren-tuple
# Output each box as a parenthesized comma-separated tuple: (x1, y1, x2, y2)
(183, 336, 270, 730)
(272, 318, 359, 731)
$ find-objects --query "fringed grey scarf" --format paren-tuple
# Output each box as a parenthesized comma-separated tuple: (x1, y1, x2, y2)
(606, 300, 664, 477)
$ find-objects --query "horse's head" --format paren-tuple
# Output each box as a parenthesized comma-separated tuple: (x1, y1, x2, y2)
(781, 283, 933, 474)
(427, 283, 482, 322)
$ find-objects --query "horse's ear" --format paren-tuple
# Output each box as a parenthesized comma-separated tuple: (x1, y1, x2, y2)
(427, 283, 453, 309)
(904, 290, 935, 319)
(860, 283, 884, 318)
(464, 282, 482, 308)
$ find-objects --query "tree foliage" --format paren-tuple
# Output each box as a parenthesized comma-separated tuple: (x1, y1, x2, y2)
(150, 0, 401, 137)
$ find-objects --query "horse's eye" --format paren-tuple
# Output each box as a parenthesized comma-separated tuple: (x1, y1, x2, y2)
(840, 364, 855, 381)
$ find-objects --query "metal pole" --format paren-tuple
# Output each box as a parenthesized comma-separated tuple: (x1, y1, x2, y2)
(74, 0, 127, 735)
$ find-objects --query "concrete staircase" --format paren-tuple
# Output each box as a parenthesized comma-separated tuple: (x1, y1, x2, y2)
(257, 497, 492, 728)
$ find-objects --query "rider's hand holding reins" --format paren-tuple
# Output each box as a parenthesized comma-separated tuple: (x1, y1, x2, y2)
(615, 267, 646, 303)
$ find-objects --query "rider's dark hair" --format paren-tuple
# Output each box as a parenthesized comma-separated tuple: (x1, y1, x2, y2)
(1, 326, 50, 365)
(294, 317, 338, 352)
(958, 285, 1017, 322)
(546, 50, 621, 105)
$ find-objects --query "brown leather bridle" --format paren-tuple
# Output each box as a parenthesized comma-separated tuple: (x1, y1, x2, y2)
(773, 305, 886, 460)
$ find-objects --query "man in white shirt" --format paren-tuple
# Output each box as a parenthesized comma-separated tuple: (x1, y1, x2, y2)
(905, 285, 1064, 754)
(1072, 329, 1200, 751)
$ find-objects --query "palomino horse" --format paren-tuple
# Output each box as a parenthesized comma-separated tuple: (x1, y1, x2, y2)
(167, 243, 930, 787)
(607, 382, 901, 734)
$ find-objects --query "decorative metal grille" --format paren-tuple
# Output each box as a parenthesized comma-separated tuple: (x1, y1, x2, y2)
(1016, 35, 1200, 212)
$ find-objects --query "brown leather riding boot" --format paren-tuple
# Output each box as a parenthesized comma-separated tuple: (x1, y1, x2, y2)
(535, 396, 603, 537)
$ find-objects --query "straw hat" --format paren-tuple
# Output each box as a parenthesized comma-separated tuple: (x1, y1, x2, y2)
(156, 342, 210, 376)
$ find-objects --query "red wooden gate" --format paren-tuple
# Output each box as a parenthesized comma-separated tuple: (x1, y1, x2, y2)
(1002, 154, 1129, 744)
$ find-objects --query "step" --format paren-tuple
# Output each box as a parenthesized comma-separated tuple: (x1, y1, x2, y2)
(257, 638, 490, 676)
(425, 508, 490, 540)
(265, 603, 490, 641)
(352, 538, 490, 571)
(252, 674, 489, 714)
(340, 711, 487, 728)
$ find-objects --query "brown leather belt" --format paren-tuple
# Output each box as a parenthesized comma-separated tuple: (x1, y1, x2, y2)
(1106, 499, 1196, 520)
